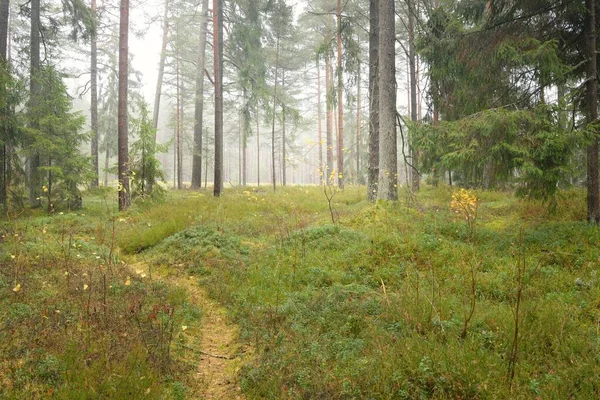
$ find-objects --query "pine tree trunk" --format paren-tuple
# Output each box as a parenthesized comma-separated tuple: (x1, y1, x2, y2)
(176, 50, 183, 190)
(118, 0, 130, 210)
(90, 0, 99, 188)
(1, 0, 9, 209)
(337, 0, 344, 189)
(377, 0, 397, 201)
(586, 0, 599, 223)
(282, 71, 286, 187)
(367, 0, 379, 201)
(356, 53, 361, 184)
(271, 37, 280, 192)
(0, 0, 7, 61)
(256, 105, 260, 186)
(191, 0, 208, 189)
(326, 54, 334, 184)
(408, 0, 419, 192)
(152, 0, 169, 136)
(213, 0, 223, 196)
(29, 0, 41, 208)
(317, 59, 324, 183)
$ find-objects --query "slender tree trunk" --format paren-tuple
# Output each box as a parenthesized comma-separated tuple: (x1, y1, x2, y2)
(118, 0, 130, 210)
(0, 0, 7, 60)
(282, 71, 286, 186)
(326, 54, 334, 184)
(1, 0, 10, 209)
(317, 59, 324, 183)
(152, 0, 169, 136)
(29, 0, 41, 208)
(408, 0, 419, 191)
(191, 0, 208, 189)
(271, 37, 280, 192)
(586, 0, 599, 223)
(176, 54, 182, 189)
(242, 91, 248, 186)
(90, 0, 99, 188)
(47, 158, 52, 212)
(377, 0, 397, 201)
(238, 114, 242, 185)
(356, 53, 361, 184)
(337, 0, 344, 189)
(213, 0, 223, 196)
(367, 0, 379, 201)
(104, 148, 109, 187)
(256, 105, 260, 186)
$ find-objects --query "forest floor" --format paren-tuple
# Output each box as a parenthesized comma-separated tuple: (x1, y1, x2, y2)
(1, 185, 599, 399)
(131, 261, 248, 399)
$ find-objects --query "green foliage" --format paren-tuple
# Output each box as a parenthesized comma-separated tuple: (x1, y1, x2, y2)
(411, 106, 579, 203)
(129, 101, 168, 201)
(24, 66, 90, 211)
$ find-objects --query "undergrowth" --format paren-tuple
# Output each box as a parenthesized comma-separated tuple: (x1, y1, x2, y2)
(3, 184, 599, 399)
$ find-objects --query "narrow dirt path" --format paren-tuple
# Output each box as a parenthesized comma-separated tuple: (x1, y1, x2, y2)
(177, 275, 247, 400)
(131, 262, 248, 399)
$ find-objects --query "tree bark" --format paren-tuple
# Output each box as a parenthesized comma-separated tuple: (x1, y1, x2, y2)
(408, 0, 419, 191)
(1, 0, 9, 208)
(282, 71, 286, 187)
(152, 0, 169, 136)
(336, 0, 344, 189)
(326, 54, 334, 184)
(90, 0, 99, 188)
(271, 37, 280, 192)
(176, 50, 182, 189)
(256, 104, 260, 186)
(0, 0, 8, 62)
(29, 0, 41, 208)
(367, 0, 379, 201)
(191, 0, 208, 189)
(118, 0, 130, 210)
(377, 0, 397, 201)
(317, 59, 324, 183)
(586, 0, 599, 223)
(356, 52, 362, 184)
(213, 0, 223, 196)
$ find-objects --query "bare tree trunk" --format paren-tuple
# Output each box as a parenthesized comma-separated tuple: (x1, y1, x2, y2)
(256, 105, 260, 186)
(326, 54, 334, 184)
(367, 0, 379, 200)
(0, 0, 7, 60)
(191, 0, 208, 189)
(317, 59, 324, 183)
(271, 37, 280, 192)
(336, 0, 344, 189)
(90, 0, 99, 188)
(408, 0, 419, 192)
(356, 53, 362, 184)
(282, 71, 286, 186)
(176, 53, 182, 189)
(152, 0, 169, 136)
(213, 0, 223, 196)
(104, 148, 109, 187)
(118, 0, 130, 210)
(586, 0, 599, 223)
(1, 0, 9, 208)
(377, 0, 397, 201)
(29, 0, 41, 208)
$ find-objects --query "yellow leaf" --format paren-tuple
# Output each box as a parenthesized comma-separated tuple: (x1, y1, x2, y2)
(12, 283, 21, 292)
(181, 325, 188, 331)
(83, 284, 88, 291)
(125, 277, 131, 286)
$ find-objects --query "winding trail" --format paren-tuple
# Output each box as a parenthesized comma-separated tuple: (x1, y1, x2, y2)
(178, 275, 247, 400)
(131, 262, 248, 399)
